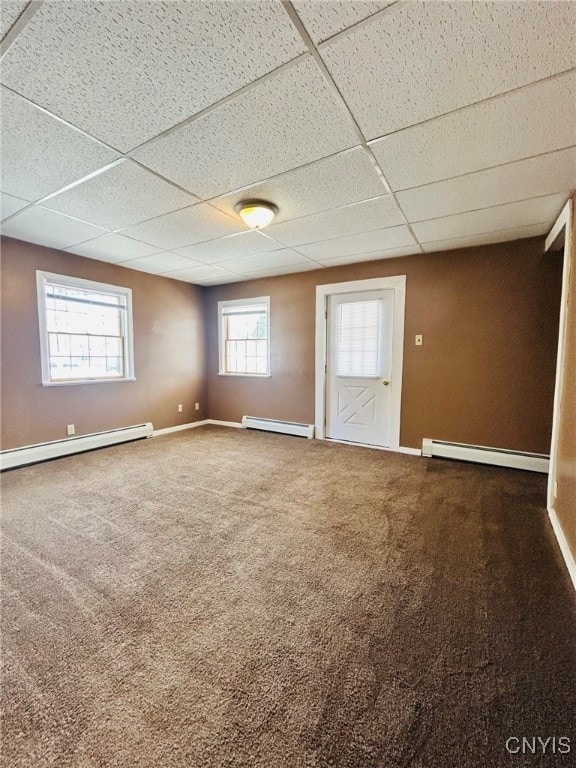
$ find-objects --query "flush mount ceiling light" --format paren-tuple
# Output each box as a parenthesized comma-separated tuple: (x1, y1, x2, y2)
(235, 200, 278, 229)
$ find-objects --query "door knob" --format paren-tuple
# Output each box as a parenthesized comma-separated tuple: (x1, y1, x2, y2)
(382, 379, 390, 386)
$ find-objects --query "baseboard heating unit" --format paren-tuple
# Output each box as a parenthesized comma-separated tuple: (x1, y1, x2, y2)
(0, 423, 153, 471)
(421, 438, 549, 473)
(241, 416, 314, 439)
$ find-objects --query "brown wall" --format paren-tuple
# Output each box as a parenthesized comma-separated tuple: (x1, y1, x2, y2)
(554, 193, 576, 565)
(0, 237, 207, 450)
(0, 234, 565, 456)
(205, 237, 562, 453)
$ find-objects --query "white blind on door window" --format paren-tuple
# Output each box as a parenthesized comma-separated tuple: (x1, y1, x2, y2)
(336, 299, 382, 377)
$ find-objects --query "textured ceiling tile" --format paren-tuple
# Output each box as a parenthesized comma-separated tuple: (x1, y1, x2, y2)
(297, 225, 416, 260)
(43, 161, 198, 230)
(421, 224, 550, 254)
(292, 1, 391, 44)
(241, 261, 323, 279)
(161, 265, 237, 282)
(0, 206, 108, 249)
(0, 88, 120, 201)
(211, 148, 384, 224)
(175, 230, 281, 264)
(132, 58, 359, 198)
(64, 233, 162, 264)
(117, 252, 203, 274)
(371, 72, 576, 191)
(412, 193, 568, 243)
(1, 191, 30, 221)
(318, 246, 421, 266)
(197, 275, 247, 286)
(0, 1, 306, 152)
(222, 248, 310, 274)
(266, 196, 403, 247)
(321, 0, 576, 139)
(120, 204, 245, 251)
(0, 0, 28, 40)
(397, 148, 576, 223)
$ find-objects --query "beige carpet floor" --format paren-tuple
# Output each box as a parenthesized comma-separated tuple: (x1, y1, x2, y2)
(1, 425, 575, 767)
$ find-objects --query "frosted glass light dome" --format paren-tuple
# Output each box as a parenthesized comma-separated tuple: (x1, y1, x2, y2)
(235, 200, 278, 229)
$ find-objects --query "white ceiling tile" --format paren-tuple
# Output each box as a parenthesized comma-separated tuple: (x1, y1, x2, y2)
(293, 1, 391, 44)
(297, 225, 416, 260)
(0, 206, 108, 249)
(162, 265, 237, 283)
(1, 191, 30, 221)
(1, 1, 28, 39)
(43, 161, 198, 230)
(119, 204, 246, 251)
(239, 261, 323, 279)
(0, 1, 306, 152)
(196, 276, 246, 286)
(421, 224, 550, 254)
(132, 58, 359, 198)
(211, 148, 384, 224)
(318, 246, 422, 266)
(64, 233, 162, 264)
(0, 87, 120, 201)
(412, 193, 568, 243)
(175, 230, 281, 264)
(397, 148, 576, 223)
(371, 70, 576, 191)
(266, 196, 404, 247)
(222, 248, 312, 274)
(118, 252, 203, 274)
(321, 0, 576, 139)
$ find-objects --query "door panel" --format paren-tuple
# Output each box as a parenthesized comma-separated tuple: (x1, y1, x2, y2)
(326, 289, 394, 447)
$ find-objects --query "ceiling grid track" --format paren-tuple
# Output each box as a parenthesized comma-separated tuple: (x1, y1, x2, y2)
(281, 0, 425, 254)
(1, 1, 574, 283)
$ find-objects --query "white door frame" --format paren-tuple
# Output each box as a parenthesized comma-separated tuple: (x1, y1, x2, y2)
(545, 198, 572, 511)
(544, 199, 576, 592)
(315, 275, 407, 452)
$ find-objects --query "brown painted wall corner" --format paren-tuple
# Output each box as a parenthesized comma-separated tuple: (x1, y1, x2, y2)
(205, 237, 562, 453)
(0, 237, 207, 449)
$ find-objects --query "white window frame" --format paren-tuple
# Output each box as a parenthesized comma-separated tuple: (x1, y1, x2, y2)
(36, 270, 135, 386)
(218, 296, 271, 378)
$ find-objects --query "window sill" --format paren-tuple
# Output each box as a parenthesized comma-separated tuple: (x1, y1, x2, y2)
(217, 372, 271, 378)
(41, 377, 137, 387)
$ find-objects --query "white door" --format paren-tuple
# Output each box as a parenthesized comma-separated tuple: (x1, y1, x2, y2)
(326, 290, 394, 447)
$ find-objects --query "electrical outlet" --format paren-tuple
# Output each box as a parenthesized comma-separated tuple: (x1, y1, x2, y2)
(67, 424, 75, 436)
(415, 334, 423, 346)
(178, 404, 183, 412)
(195, 402, 200, 411)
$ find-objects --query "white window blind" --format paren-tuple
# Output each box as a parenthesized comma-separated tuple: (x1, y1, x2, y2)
(336, 299, 382, 377)
(220, 299, 269, 375)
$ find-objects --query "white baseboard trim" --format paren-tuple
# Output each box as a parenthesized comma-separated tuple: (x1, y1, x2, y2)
(153, 420, 209, 436)
(323, 437, 421, 456)
(153, 419, 244, 436)
(548, 506, 576, 594)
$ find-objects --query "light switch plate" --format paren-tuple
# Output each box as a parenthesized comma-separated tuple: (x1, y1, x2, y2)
(415, 334, 423, 346)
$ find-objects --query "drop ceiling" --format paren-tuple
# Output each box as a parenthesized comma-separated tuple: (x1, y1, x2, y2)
(1, 0, 574, 286)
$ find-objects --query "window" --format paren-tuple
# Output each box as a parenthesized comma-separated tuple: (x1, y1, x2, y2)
(335, 299, 382, 377)
(36, 271, 135, 385)
(218, 297, 270, 376)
